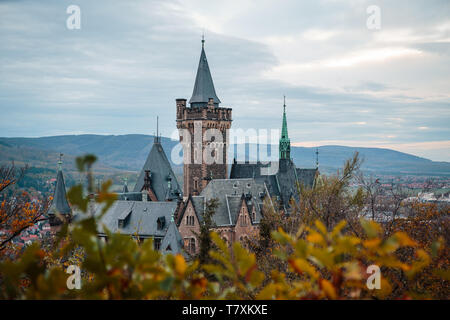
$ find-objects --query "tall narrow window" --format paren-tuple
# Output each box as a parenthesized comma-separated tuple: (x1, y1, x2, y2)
(189, 238, 196, 253)
(154, 238, 161, 251)
(194, 179, 198, 191)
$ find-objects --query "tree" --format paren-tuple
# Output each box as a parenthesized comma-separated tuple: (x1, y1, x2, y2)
(300, 152, 365, 234)
(0, 154, 447, 300)
(0, 163, 49, 258)
(195, 198, 219, 265)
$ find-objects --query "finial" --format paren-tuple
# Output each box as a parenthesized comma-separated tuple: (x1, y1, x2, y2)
(58, 153, 63, 171)
(202, 31, 205, 47)
(170, 208, 175, 222)
(316, 148, 319, 169)
(124, 177, 128, 186)
(283, 95, 286, 112)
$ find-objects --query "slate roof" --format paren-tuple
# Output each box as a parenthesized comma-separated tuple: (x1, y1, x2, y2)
(118, 192, 143, 201)
(230, 159, 318, 210)
(189, 42, 221, 107)
(296, 168, 318, 189)
(191, 196, 205, 224)
(161, 218, 184, 255)
(76, 200, 179, 238)
(197, 178, 266, 227)
(48, 169, 71, 215)
(133, 140, 182, 201)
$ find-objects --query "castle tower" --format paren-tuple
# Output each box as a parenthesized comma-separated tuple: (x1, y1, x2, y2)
(176, 39, 232, 196)
(279, 96, 291, 161)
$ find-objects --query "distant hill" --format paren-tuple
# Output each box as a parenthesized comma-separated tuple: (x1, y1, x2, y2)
(1, 134, 449, 177)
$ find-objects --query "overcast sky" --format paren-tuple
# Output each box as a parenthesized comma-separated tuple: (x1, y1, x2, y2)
(0, 0, 449, 161)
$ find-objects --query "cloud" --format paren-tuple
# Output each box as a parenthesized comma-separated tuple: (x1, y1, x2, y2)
(0, 0, 449, 162)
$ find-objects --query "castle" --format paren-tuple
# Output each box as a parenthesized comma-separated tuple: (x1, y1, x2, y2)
(47, 39, 319, 256)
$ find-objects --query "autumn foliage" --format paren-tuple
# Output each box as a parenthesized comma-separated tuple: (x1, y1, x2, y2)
(0, 155, 448, 299)
(0, 164, 49, 258)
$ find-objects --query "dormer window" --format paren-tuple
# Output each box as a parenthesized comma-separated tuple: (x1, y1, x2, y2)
(157, 216, 166, 230)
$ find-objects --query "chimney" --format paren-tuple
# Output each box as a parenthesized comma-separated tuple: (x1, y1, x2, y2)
(143, 170, 152, 191)
(176, 98, 186, 120)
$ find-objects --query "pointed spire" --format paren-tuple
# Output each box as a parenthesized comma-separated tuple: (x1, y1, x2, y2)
(281, 96, 288, 139)
(189, 38, 221, 107)
(50, 154, 71, 216)
(279, 96, 291, 160)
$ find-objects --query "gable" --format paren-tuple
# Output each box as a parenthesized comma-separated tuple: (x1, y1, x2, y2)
(133, 142, 182, 200)
(177, 196, 204, 228)
(235, 198, 251, 227)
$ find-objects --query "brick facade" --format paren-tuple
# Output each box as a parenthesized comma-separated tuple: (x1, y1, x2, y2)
(177, 200, 201, 255)
(176, 98, 232, 196)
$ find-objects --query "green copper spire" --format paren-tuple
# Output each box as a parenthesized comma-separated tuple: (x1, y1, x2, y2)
(279, 96, 291, 160)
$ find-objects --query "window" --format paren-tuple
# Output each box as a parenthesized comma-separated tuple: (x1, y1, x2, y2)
(240, 211, 248, 227)
(194, 179, 198, 190)
(188, 238, 196, 253)
(154, 238, 161, 251)
(186, 215, 195, 226)
(240, 235, 249, 248)
(157, 216, 165, 230)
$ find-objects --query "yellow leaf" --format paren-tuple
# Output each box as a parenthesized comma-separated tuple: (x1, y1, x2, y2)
(320, 279, 337, 299)
(289, 258, 319, 279)
(307, 231, 325, 245)
(314, 220, 328, 235)
(363, 238, 381, 249)
(394, 232, 417, 247)
(174, 254, 186, 276)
